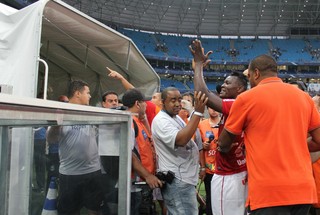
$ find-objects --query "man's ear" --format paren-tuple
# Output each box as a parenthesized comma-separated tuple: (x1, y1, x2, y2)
(253, 68, 260, 80)
(135, 100, 140, 108)
(75, 90, 81, 98)
(238, 85, 245, 93)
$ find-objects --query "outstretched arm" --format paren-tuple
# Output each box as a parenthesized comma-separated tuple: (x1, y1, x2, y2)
(106, 67, 134, 90)
(190, 39, 223, 113)
(175, 91, 208, 146)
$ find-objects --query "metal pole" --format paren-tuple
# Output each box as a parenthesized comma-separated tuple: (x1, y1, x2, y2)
(38, 58, 49, 100)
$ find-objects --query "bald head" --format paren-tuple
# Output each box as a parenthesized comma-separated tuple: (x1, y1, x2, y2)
(249, 55, 277, 75)
(151, 92, 162, 108)
(248, 55, 278, 88)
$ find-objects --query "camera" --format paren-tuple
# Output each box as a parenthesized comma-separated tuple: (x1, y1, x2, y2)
(155, 171, 175, 184)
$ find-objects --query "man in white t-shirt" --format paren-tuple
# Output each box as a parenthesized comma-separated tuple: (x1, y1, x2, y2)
(151, 87, 207, 215)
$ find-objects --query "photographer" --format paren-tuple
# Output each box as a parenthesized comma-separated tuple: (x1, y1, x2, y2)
(122, 88, 163, 215)
(151, 87, 208, 215)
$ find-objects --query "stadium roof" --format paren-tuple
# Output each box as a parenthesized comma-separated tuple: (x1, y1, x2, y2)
(60, 0, 320, 37)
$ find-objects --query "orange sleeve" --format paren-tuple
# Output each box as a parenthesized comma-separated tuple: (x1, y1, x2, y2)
(224, 96, 247, 135)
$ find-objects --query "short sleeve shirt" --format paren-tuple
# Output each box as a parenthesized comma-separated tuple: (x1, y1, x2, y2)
(214, 99, 247, 175)
(152, 111, 199, 185)
(225, 77, 320, 210)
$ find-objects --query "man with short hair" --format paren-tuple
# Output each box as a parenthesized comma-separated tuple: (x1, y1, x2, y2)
(122, 88, 162, 215)
(101, 91, 119, 108)
(151, 87, 208, 215)
(47, 80, 103, 215)
(191, 39, 248, 215)
(182, 91, 194, 106)
(151, 92, 163, 113)
(219, 54, 320, 215)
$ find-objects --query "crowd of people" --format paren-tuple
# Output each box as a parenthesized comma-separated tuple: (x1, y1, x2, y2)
(32, 39, 320, 215)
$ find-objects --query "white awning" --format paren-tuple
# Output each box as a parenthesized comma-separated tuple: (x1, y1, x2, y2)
(0, 0, 160, 104)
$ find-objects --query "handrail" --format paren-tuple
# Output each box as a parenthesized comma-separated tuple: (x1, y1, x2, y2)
(37, 58, 49, 100)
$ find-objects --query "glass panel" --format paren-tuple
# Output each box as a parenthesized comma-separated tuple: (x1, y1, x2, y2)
(99, 124, 121, 215)
(0, 100, 132, 215)
(27, 124, 125, 215)
(31, 127, 47, 215)
(8, 127, 33, 215)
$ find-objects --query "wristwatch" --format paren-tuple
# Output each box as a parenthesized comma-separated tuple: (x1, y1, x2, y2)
(193, 111, 204, 117)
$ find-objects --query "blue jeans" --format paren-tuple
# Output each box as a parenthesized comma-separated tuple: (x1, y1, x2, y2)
(161, 179, 197, 215)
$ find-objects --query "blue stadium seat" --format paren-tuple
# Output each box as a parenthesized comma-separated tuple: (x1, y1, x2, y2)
(271, 39, 311, 63)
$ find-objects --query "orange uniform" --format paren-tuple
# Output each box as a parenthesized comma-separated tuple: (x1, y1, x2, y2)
(198, 119, 219, 174)
(224, 77, 320, 210)
(133, 116, 156, 176)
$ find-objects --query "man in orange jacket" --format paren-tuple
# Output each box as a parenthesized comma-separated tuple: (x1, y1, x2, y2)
(122, 88, 163, 215)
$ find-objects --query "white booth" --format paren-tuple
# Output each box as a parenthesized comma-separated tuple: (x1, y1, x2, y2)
(0, 94, 133, 214)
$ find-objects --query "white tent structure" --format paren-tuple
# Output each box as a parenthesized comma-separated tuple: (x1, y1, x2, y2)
(0, 1, 157, 214)
(0, 0, 160, 104)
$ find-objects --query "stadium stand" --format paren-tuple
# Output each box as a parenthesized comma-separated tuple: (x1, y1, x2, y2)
(122, 29, 320, 65)
(234, 39, 270, 63)
(160, 78, 188, 92)
(4, 1, 320, 95)
(309, 39, 320, 61)
(120, 28, 320, 94)
(201, 38, 232, 63)
(271, 39, 312, 63)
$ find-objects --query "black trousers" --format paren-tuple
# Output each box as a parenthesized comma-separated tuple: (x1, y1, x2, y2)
(249, 204, 312, 215)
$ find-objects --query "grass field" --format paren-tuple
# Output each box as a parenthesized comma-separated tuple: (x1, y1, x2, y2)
(197, 180, 206, 200)
(197, 181, 207, 215)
